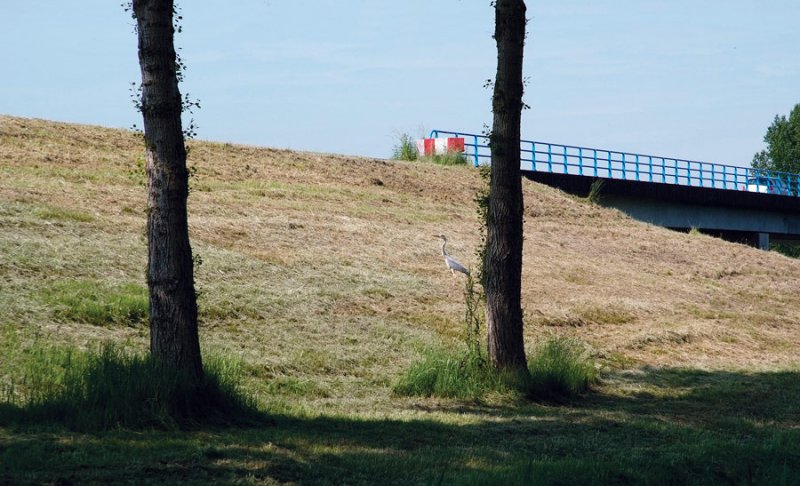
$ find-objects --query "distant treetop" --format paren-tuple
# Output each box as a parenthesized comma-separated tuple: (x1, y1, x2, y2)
(752, 103, 800, 174)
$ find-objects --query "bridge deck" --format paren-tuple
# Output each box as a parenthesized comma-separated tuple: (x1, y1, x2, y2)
(430, 130, 800, 198)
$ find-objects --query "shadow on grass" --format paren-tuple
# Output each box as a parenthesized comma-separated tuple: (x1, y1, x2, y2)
(1, 368, 798, 485)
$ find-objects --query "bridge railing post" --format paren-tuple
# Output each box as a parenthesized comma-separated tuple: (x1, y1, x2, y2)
(697, 162, 702, 187)
(547, 143, 553, 173)
(673, 160, 679, 185)
(621, 153, 627, 180)
(578, 147, 583, 176)
(593, 149, 598, 177)
(710, 163, 715, 189)
(722, 165, 726, 190)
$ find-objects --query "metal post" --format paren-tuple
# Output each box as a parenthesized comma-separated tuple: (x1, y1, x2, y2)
(563, 145, 568, 174)
(622, 153, 627, 180)
(674, 160, 678, 185)
(593, 149, 598, 177)
(547, 143, 553, 172)
(648, 156, 653, 182)
(635, 154, 640, 181)
(720, 165, 725, 188)
(578, 147, 583, 176)
(473, 135, 480, 167)
(710, 163, 715, 189)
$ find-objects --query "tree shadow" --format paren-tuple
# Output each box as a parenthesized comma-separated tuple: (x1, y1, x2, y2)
(584, 367, 800, 429)
(1, 367, 798, 485)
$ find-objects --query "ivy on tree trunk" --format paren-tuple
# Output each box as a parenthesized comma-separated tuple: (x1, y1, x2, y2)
(484, 0, 528, 372)
(133, 0, 203, 380)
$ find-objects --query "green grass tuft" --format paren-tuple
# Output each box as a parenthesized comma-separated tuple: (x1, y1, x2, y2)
(0, 342, 263, 431)
(587, 178, 606, 205)
(396, 336, 599, 402)
(423, 151, 468, 166)
(391, 133, 419, 161)
(527, 337, 599, 400)
(393, 346, 507, 399)
(35, 206, 95, 222)
(43, 280, 148, 327)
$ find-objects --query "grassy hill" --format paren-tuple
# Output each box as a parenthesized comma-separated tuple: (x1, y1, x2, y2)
(1, 115, 798, 484)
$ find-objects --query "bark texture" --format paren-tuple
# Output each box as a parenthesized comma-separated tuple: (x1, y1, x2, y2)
(133, 0, 202, 379)
(485, 0, 528, 371)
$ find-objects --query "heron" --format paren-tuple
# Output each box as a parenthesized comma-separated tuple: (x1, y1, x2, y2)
(433, 234, 470, 276)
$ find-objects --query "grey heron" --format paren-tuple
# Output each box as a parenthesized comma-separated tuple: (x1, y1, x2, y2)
(433, 234, 470, 276)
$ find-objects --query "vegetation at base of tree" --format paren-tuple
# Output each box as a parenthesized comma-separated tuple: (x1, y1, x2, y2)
(391, 133, 419, 161)
(393, 346, 507, 399)
(396, 274, 597, 402)
(394, 336, 597, 401)
(526, 337, 598, 400)
(751, 103, 800, 175)
(0, 341, 262, 431)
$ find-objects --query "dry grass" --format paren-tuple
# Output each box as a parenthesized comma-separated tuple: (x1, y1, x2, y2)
(2, 115, 800, 484)
(2, 113, 800, 411)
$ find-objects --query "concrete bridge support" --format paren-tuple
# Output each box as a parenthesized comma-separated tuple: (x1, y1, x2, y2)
(758, 232, 770, 251)
(523, 171, 800, 251)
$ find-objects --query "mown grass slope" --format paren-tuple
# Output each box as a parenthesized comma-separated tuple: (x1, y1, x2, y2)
(1, 115, 798, 484)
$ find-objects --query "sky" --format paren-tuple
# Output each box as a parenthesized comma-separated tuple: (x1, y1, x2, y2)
(1, 1, 798, 166)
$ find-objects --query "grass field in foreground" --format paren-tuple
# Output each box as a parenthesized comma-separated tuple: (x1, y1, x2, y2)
(1, 115, 798, 484)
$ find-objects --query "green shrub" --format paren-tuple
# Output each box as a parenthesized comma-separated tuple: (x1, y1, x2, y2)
(0, 343, 262, 430)
(527, 337, 598, 400)
(392, 133, 419, 161)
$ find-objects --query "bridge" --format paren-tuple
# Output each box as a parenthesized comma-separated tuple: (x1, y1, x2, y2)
(430, 130, 800, 250)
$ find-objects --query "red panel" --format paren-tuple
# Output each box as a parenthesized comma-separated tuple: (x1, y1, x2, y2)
(424, 138, 436, 156)
(447, 138, 465, 153)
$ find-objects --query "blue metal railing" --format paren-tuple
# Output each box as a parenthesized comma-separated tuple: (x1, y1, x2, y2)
(430, 129, 800, 197)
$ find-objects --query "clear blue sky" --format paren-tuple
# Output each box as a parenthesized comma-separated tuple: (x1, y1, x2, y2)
(1, 1, 797, 166)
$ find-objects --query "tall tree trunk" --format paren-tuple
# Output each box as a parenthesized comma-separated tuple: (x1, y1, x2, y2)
(133, 0, 203, 380)
(485, 0, 528, 371)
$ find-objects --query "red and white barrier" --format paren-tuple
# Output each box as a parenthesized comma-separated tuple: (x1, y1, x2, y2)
(415, 137, 465, 156)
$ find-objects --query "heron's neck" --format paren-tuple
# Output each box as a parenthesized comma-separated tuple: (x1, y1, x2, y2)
(439, 240, 447, 256)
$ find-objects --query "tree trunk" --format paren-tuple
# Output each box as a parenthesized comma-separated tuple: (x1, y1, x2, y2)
(133, 0, 203, 380)
(485, 0, 528, 371)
